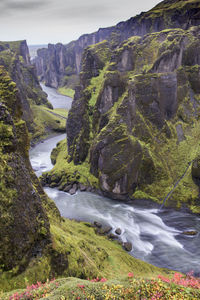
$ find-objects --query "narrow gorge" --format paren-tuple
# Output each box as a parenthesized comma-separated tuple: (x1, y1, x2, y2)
(1, 0, 200, 299)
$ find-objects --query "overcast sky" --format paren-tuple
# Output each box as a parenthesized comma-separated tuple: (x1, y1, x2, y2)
(0, 0, 162, 45)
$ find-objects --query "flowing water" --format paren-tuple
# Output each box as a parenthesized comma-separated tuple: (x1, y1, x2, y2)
(40, 83, 72, 109)
(30, 85, 200, 276)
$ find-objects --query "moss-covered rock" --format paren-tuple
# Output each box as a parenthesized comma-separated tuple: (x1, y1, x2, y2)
(0, 40, 67, 143)
(0, 68, 51, 274)
(51, 26, 200, 210)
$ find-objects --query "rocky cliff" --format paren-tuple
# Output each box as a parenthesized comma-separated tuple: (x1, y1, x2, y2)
(0, 66, 52, 275)
(0, 42, 163, 292)
(0, 41, 50, 133)
(33, 0, 200, 89)
(45, 23, 200, 211)
(0, 41, 69, 143)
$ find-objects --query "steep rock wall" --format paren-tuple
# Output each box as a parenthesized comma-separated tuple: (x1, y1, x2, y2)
(63, 26, 200, 209)
(0, 40, 51, 135)
(0, 67, 51, 272)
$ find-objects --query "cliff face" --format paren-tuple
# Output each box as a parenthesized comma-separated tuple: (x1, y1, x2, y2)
(34, 41, 76, 88)
(33, 0, 200, 88)
(62, 24, 200, 210)
(0, 66, 51, 272)
(0, 40, 51, 135)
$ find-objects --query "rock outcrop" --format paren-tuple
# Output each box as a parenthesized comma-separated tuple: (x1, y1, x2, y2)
(0, 41, 68, 143)
(0, 66, 51, 272)
(64, 24, 200, 208)
(0, 41, 51, 135)
(33, 0, 200, 89)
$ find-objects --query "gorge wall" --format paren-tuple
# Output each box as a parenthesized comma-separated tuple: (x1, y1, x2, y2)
(33, 0, 200, 89)
(0, 40, 70, 143)
(0, 41, 50, 134)
(0, 40, 162, 292)
(0, 65, 52, 275)
(45, 20, 200, 211)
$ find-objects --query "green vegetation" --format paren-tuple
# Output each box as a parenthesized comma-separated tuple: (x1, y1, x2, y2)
(61, 26, 200, 210)
(30, 105, 67, 143)
(2, 272, 200, 299)
(43, 139, 98, 188)
(0, 66, 168, 292)
(57, 87, 75, 98)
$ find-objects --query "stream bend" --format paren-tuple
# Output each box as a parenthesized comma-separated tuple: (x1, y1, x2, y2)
(30, 85, 200, 276)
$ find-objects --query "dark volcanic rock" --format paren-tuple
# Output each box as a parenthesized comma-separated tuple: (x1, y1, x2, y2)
(69, 184, 78, 195)
(64, 184, 73, 192)
(115, 228, 122, 235)
(94, 221, 102, 228)
(182, 231, 198, 236)
(65, 24, 200, 205)
(107, 233, 118, 239)
(0, 68, 52, 272)
(80, 184, 87, 191)
(97, 226, 112, 235)
(123, 242, 132, 252)
(0, 40, 50, 137)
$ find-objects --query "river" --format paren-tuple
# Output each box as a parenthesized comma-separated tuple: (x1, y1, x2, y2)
(30, 85, 200, 276)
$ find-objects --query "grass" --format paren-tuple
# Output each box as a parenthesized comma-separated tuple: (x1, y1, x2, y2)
(30, 105, 68, 143)
(57, 87, 75, 99)
(45, 139, 99, 188)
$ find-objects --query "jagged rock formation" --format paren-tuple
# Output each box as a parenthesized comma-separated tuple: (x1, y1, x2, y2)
(0, 41, 50, 134)
(0, 66, 51, 272)
(33, 0, 200, 89)
(0, 41, 69, 143)
(63, 23, 200, 209)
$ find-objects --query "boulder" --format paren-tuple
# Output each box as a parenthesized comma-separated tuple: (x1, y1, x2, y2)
(182, 231, 198, 236)
(123, 242, 132, 252)
(107, 233, 118, 239)
(94, 221, 102, 228)
(115, 228, 122, 235)
(98, 226, 112, 235)
(69, 188, 76, 195)
(80, 184, 87, 191)
(64, 184, 72, 192)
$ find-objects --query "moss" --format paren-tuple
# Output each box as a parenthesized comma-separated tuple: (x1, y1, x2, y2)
(86, 64, 108, 108)
(30, 105, 67, 143)
(145, 0, 200, 20)
(57, 87, 75, 98)
(44, 139, 99, 188)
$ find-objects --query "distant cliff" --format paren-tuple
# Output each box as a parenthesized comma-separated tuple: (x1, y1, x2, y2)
(0, 40, 69, 143)
(33, 0, 200, 88)
(0, 41, 49, 133)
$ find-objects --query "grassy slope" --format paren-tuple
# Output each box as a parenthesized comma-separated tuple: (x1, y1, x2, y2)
(0, 210, 172, 292)
(57, 87, 75, 99)
(31, 106, 68, 143)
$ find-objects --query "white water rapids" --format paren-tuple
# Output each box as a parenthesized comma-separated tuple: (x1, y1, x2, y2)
(30, 85, 200, 276)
